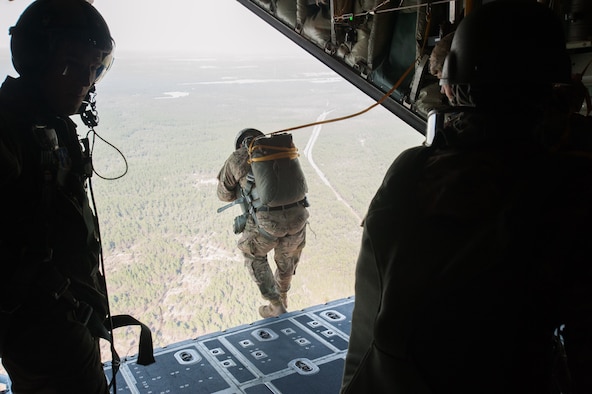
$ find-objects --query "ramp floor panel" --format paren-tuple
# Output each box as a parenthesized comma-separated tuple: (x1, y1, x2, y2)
(104, 297, 354, 394)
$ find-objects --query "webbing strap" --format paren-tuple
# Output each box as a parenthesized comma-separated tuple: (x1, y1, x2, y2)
(241, 171, 276, 241)
(104, 314, 155, 391)
(108, 314, 155, 366)
(247, 143, 299, 163)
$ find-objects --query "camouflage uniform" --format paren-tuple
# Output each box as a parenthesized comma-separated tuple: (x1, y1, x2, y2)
(0, 76, 109, 393)
(217, 146, 309, 310)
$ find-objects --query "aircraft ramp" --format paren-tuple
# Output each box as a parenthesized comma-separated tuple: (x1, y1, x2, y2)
(104, 297, 354, 394)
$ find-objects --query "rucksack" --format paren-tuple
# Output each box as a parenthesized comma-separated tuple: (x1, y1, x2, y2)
(247, 133, 308, 207)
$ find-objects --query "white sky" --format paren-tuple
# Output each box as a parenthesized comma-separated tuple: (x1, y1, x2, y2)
(0, 0, 301, 55)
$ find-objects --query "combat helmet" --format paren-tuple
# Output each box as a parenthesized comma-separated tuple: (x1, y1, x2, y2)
(440, 0, 571, 106)
(9, 0, 114, 83)
(235, 128, 264, 150)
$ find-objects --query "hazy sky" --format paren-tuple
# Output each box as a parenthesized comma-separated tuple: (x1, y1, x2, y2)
(0, 0, 301, 55)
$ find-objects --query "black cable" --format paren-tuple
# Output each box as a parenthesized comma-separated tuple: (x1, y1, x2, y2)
(86, 128, 129, 180)
(88, 173, 119, 392)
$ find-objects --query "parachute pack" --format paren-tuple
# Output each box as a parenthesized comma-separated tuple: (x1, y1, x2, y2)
(217, 132, 309, 239)
(247, 132, 308, 207)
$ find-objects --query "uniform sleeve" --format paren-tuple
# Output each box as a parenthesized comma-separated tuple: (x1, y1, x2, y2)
(341, 146, 430, 393)
(217, 150, 243, 202)
(216, 164, 237, 202)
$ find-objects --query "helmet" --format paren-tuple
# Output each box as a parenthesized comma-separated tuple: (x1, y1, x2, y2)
(235, 128, 264, 150)
(9, 0, 114, 82)
(440, 1, 571, 94)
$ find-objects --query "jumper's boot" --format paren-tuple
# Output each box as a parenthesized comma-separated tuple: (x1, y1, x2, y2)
(259, 298, 287, 318)
(280, 292, 288, 309)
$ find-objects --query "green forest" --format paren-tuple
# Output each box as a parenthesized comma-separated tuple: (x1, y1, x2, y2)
(7, 51, 425, 360)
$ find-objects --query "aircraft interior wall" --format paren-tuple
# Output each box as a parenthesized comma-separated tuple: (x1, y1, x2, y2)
(238, 0, 592, 131)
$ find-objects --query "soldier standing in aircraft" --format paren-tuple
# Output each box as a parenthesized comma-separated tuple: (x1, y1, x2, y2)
(0, 1, 114, 392)
(414, 31, 456, 117)
(341, 1, 592, 393)
(217, 128, 309, 318)
(428, 31, 455, 105)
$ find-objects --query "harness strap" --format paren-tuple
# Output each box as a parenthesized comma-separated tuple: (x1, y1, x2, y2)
(256, 198, 308, 212)
(216, 170, 278, 241)
(241, 171, 277, 240)
(254, 220, 276, 241)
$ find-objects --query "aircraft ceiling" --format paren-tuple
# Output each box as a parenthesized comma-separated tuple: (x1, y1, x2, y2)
(235, 0, 592, 134)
